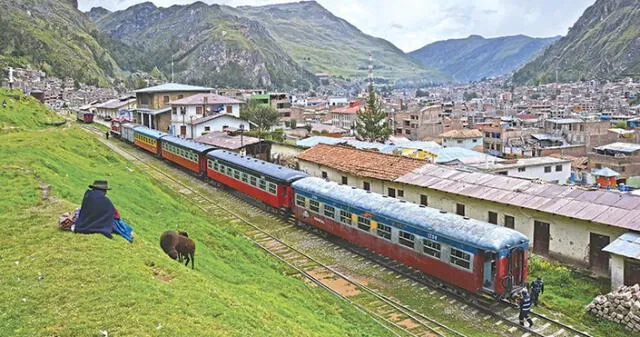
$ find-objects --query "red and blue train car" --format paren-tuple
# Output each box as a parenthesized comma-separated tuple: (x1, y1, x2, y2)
(133, 126, 167, 155)
(206, 150, 308, 211)
(291, 177, 529, 298)
(161, 135, 216, 175)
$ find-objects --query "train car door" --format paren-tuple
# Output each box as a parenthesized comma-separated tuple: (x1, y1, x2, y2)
(589, 233, 610, 275)
(483, 252, 496, 291)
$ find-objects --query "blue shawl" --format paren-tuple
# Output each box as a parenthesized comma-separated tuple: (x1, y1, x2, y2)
(74, 189, 115, 238)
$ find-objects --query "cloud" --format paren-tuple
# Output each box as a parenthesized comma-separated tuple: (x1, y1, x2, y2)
(78, 0, 596, 51)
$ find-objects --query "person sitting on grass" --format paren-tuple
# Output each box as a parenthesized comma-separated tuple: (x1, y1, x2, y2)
(72, 180, 116, 239)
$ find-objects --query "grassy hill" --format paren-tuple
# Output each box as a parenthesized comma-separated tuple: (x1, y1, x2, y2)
(0, 89, 60, 131)
(0, 101, 389, 335)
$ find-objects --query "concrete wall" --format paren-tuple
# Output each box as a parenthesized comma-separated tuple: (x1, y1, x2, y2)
(611, 255, 625, 289)
(442, 137, 482, 150)
(298, 159, 626, 272)
(503, 162, 571, 183)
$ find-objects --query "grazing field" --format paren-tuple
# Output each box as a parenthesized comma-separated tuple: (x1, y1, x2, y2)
(0, 122, 389, 336)
(0, 89, 61, 131)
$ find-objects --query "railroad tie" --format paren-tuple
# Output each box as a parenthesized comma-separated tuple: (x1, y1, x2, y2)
(521, 332, 530, 337)
(483, 315, 491, 320)
(535, 322, 550, 332)
(548, 329, 565, 337)
(448, 299, 456, 304)
(494, 320, 503, 326)
(508, 326, 518, 333)
(439, 295, 447, 300)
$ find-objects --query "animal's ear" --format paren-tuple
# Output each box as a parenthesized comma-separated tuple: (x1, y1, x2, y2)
(180, 232, 189, 237)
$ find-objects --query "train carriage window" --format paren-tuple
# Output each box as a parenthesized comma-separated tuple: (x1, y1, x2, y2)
(357, 216, 371, 231)
(296, 195, 306, 207)
(213, 161, 219, 171)
(259, 179, 267, 191)
(241, 173, 248, 183)
(377, 223, 392, 240)
(398, 231, 415, 249)
(323, 205, 335, 219)
(226, 167, 233, 176)
(450, 248, 472, 270)
(234, 170, 241, 180)
(340, 210, 352, 225)
(250, 176, 258, 186)
(268, 182, 277, 195)
(423, 239, 441, 258)
(309, 200, 320, 213)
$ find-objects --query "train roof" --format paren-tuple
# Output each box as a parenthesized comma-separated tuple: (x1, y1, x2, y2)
(207, 150, 308, 184)
(293, 177, 529, 252)
(162, 135, 217, 153)
(133, 126, 168, 139)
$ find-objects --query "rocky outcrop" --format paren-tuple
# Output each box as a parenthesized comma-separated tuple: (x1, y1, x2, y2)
(586, 284, 640, 332)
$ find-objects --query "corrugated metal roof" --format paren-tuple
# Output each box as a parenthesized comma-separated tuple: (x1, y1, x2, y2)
(603, 232, 640, 259)
(162, 135, 217, 153)
(293, 177, 529, 252)
(594, 142, 640, 153)
(207, 150, 308, 183)
(133, 83, 213, 94)
(134, 126, 168, 139)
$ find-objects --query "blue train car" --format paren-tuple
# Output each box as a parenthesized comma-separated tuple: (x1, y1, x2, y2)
(161, 135, 216, 174)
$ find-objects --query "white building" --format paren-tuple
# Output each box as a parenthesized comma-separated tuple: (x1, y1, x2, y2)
(469, 156, 572, 184)
(329, 97, 348, 106)
(440, 129, 483, 150)
(168, 93, 247, 139)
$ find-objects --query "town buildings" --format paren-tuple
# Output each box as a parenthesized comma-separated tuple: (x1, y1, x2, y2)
(167, 93, 246, 139)
(391, 104, 442, 140)
(440, 129, 483, 150)
(469, 156, 572, 183)
(590, 143, 640, 182)
(94, 96, 136, 120)
(331, 101, 361, 131)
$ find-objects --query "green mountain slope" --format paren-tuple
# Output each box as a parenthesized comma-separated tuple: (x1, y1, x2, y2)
(235, 1, 449, 82)
(0, 98, 390, 336)
(409, 35, 559, 82)
(0, 0, 123, 86)
(94, 2, 318, 90)
(514, 0, 640, 84)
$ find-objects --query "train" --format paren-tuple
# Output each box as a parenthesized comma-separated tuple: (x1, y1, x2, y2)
(110, 122, 530, 298)
(76, 110, 94, 123)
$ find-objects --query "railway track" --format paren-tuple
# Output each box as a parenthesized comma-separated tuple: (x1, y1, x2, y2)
(80, 124, 467, 337)
(80, 124, 595, 337)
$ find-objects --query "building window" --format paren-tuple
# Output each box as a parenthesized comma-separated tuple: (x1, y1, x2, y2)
(420, 194, 428, 206)
(340, 210, 352, 225)
(196, 107, 203, 115)
(178, 95, 184, 99)
(450, 248, 472, 270)
(488, 211, 498, 225)
(309, 200, 320, 213)
(398, 231, 415, 249)
(423, 239, 441, 258)
(397, 189, 404, 197)
(555, 165, 563, 172)
(357, 216, 371, 231)
(180, 107, 186, 115)
(504, 215, 515, 229)
(363, 182, 370, 191)
(388, 188, 396, 198)
(172, 107, 177, 115)
(296, 195, 306, 207)
(518, 167, 526, 172)
(472, 139, 478, 143)
(321, 171, 328, 179)
(456, 203, 465, 216)
(163, 96, 170, 103)
(544, 166, 552, 173)
(377, 223, 392, 240)
(341, 176, 348, 185)
(457, 140, 463, 144)
(323, 205, 335, 219)
(405, 129, 411, 135)
(204, 126, 210, 132)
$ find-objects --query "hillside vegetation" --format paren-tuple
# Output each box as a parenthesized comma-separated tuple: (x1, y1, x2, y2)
(514, 0, 640, 84)
(0, 89, 60, 131)
(409, 35, 559, 82)
(0, 101, 390, 336)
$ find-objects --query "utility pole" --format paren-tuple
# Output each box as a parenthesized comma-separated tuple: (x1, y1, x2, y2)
(171, 56, 174, 83)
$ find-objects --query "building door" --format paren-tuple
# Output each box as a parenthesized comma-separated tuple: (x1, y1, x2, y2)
(226, 105, 232, 114)
(533, 221, 550, 256)
(624, 259, 640, 286)
(180, 125, 187, 137)
(589, 233, 610, 274)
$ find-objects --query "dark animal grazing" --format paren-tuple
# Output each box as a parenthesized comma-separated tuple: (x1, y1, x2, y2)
(159, 230, 196, 269)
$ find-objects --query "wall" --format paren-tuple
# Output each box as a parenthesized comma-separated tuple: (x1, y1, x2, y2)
(137, 91, 208, 110)
(298, 159, 626, 273)
(442, 137, 482, 150)
(504, 162, 571, 183)
(611, 255, 624, 289)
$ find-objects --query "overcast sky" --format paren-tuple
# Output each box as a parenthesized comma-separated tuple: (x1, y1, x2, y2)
(78, 0, 596, 52)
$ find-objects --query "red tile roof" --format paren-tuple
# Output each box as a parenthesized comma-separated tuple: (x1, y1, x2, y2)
(297, 144, 425, 181)
(332, 101, 361, 114)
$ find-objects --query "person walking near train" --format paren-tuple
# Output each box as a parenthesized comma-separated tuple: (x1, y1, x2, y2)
(531, 276, 544, 306)
(519, 288, 534, 327)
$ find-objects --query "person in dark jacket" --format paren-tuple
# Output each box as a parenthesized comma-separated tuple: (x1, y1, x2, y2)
(519, 288, 534, 327)
(531, 276, 544, 306)
(73, 180, 115, 238)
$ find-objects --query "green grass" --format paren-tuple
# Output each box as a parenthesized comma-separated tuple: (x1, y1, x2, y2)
(0, 120, 391, 336)
(0, 89, 61, 131)
(528, 255, 628, 337)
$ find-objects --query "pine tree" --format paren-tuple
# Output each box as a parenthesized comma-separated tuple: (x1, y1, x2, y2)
(355, 84, 391, 142)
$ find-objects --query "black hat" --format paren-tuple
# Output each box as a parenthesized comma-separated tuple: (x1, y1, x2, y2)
(89, 180, 110, 190)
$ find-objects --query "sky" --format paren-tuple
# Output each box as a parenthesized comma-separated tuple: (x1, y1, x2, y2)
(78, 0, 596, 52)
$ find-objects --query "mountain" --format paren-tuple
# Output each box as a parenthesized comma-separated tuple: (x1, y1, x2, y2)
(234, 1, 448, 82)
(514, 0, 640, 84)
(0, 0, 123, 86)
(93, 2, 318, 90)
(409, 35, 560, 82)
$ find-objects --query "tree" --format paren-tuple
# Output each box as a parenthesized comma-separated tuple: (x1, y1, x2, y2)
(240, 99, 280, 134)
(290, 119, 297, 129)
(615, 121, 627, 129)
(416, 89, 430, 97)
(463, 91, 478, 101)
(355, 84, 391, 143)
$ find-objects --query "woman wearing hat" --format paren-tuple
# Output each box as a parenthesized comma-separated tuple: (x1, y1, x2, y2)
(73, 180, 116, 238)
